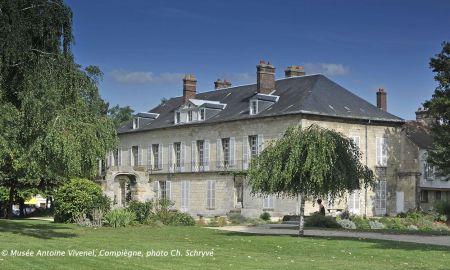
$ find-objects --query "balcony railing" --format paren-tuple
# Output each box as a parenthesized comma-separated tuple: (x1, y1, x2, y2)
(107, 160, 249, 174)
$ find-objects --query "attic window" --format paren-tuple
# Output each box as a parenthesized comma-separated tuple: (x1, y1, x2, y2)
(133, 117, 139, 129)
(250, 100, 258, 115)
(175, 112, 181, 124)
(187, 111, 193, 122)
(200, 109, 205, 121)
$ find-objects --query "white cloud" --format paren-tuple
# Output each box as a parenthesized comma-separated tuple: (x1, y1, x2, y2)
(109, 70, 183, 84)
(303, 63, 350, 76)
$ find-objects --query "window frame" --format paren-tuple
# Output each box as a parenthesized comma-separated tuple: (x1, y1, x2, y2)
(250, 100, 258, 115)
(174, 142, 182, 168)
(222, 138, 230, 166)
(249, 135, 258, 158)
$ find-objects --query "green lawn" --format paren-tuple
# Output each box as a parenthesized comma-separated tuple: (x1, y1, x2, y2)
(0, 220, 448, 270)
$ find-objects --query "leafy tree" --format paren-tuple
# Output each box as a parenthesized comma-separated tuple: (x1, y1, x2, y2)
(424, 41, 450, 176)
(247, 125, 374, 236)
(108, 104, 135, 128)
(0, 0, 117, 218)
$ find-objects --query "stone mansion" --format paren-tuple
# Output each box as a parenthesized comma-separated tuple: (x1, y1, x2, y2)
(99, 61, 448, 218)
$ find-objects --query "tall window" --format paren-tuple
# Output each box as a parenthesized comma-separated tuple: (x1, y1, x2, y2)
(197, 140, 204, 167)
(420, 190, 428, 203)
(249, 135, 258, 158)
(175, 112, 181, 124)
(174, 142, 181, 168)
(187, 111, 193, 122)
(222, 138, 230, 166)
(181, 180, 189, 211)
(200, 109, 205, 121)
(159, 181, 171, 200)
(152, 144, 159, 170)
(133, 117, 139, 129)
(424, 162, 434, 180)
(113, 149, 119, 166)
(207, 180, 216, 209)
(435, 190, 442, 201)
(263, 195, 274, 209)
(376, 137, 387, 166)
(375, 180, 386, 215)
(348, 190, 360, 214)
(132, 146, 139, 166)
(250, 100, 258, 115)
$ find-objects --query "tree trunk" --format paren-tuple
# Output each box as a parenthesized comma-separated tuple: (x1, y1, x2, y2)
(18, 197, 25, 217)
(6, 186, 15, 219)
(298, 194, 305, 236)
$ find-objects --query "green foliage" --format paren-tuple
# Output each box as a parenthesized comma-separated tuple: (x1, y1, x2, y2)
(434, 200, 450, 220)
(379, 217, 409, 230)
(304, 213, 340, 228)
(107, 105, 135, 128)
(127, 200, 154, 223)
(248, 125, 374, 200)
(227, 213, 248, 224)
(369, 220, 385, 229)
(104, 209, 136, 228)
(337, 219, 356, 229)
(170, 212, 196, 226)
(260, 212, 271, 221)
(424, 41, 450, 175)
(54, 178, 110, 223)
(351, 216, 370, 230)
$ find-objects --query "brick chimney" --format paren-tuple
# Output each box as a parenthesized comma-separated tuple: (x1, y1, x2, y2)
(257, 60, 275, 94)
(415, 107, 435, 126)
(285, 65, 305, 78)
(376, 88, 387, 111)
(214, 79, 232, 90)
(183, 74, 197, 102)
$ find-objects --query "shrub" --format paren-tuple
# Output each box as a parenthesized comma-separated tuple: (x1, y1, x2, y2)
(379, 217, 407, 230)
(127, 201, 154, 223)
(396, 212, 407, 218)
(104, 209, 136, 227)
(170, 212, 196, 226)
(339, 210, 350, 220)
(227, 213, 248, 224)
(407, 225, 418, 231)
(351, 216, 370, 230)
(416, 218, 434, 231)
(434, 201, 450, 221)
(405, 209, 426, 220)
(305, 213, 340, 228)
(431, 222, 450, 232)
(369, 220, 385, 229)
(54, 178, 111, 223)
(217, 216, 228, 226)
(260, 212, 271, 221)
(153, 199, 175, 225)
(338, 219, 356, 229)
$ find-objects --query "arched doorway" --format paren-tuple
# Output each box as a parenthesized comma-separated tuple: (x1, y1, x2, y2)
(113, 174, 138, 207)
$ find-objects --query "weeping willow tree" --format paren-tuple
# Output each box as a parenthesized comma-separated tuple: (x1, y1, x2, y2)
(0, 0, 117, 218)
(248, 125, 374, 236)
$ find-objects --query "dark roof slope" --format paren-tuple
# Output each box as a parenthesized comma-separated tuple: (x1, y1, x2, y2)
(118, 75, 404, 133)
(404, 121, 433, 149)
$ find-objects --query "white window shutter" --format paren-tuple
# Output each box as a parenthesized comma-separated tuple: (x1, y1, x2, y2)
(154, 181, 160, 199)
(181, 142, 185, 172)
(216, 139, 221, 169)
(258, 134, 264, 153)
(147, 145, 152, 169)
(128, 147, 132, 166)
(382, 137, 388, 166)
(168, 143, 173, 172)
(204, 140, 210, 171)
(118, 148, 122, 166)
(191, 141, 197, 172)
(167, 181, 172, 200)
(158, 144, 163, 170)
(230, 137, 235, 167)
(138, 146, 142, 166)
(243, 136, 249, 169)
(376, 137, 381, 166)
(107, 151, 112, 168)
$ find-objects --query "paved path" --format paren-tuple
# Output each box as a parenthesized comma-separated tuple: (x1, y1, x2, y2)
(207, 225, 450, 247)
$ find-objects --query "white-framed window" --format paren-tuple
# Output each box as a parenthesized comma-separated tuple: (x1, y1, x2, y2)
(181, 180, 189, 212)
(375, 180, 386, 215)
(197, 140, 204, 167)
(175, 112, 181, 124)
(250, 100, 258, 115)
(424, 162, 434, 180)
(263, 195, 274, 209)
(420, 190, 429, 203)
(113, 149, 119, 166)
(159, 181, 171, 200)
(207, 180, 216, 209)
(199, 109, 205, 121)
(222, 138, 230, 166)
(152, 144, 160, 170)
(174, 142, 181, 168)
(187, 111, 193, 122)
(133, 117, 139, 129)
(376, 136, 388, 167)
(249, 135, 258, 158)
(131, 145, 139, 166)
(348, 190, 360, 215)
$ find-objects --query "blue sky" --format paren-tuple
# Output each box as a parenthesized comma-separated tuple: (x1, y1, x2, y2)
(66, 0, 449, 120)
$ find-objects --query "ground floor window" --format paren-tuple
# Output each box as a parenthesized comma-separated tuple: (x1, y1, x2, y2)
(348, 190, 360, 215)
(159, 181, 171, 200)
(181, 180, 189, 212)
(263, 195, 274, 209)
(420, 190, 428, 203)
(374, 180, 386, 215)
(435, 190, 442, 201)
(207, 180, 216, 209)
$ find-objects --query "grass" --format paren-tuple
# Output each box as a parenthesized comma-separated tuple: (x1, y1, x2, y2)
(0, 219, 449, 270)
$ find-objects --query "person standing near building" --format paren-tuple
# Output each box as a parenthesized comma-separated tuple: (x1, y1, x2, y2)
(317, 199, 326, 216)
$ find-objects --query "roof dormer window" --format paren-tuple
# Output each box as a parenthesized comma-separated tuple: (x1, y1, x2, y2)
(187, 111, 193, 122)
(250, 100, 258, 115)
(133, 117, 139, 129)
(175, 111, 181, 124)
(200, 109, 205, 121)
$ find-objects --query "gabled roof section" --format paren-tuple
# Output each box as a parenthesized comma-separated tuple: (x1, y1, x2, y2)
(404, 121, 433, 149)
(117, 74, 404, 133)
(188, 99, 226, 110)
(251, 93, 279, 102)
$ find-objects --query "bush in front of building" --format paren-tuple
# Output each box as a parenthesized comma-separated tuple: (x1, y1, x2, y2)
(227, 213, 248, 224)
(304, 213, 340, 228)
(170, 212, 196, 226)
(104, 209, 136, 227)
(127, 200, 154, 223)
(369, 220, 385, 229)
(434, 200, 450, 222)
(54, 178, 111, 223)
(337, 219, 356, 229)
(350, 216, 370, 230)
(260, 212, 271, 221)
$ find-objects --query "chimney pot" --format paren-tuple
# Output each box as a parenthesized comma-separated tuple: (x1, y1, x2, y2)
(214, 78, 231, 90)
(285, 65, 306, 78)
(183, 74, 197, 102)
(257, 60, 275, 94)
(376, 88, 387, 111)
(415, 107, 435, 125)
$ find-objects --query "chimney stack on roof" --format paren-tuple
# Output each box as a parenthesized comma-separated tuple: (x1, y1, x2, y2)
(415, 107, 435, 126)
(285, 65, 305, 78)
(376, 88, 387, 111)
(214, 79, 232, 90)
(183, 74, 197, 103)
(256, 60, 275, 94)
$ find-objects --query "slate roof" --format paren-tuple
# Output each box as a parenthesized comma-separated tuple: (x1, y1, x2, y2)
(404, 121, 433, 149)
(118, 74, 404, 134)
